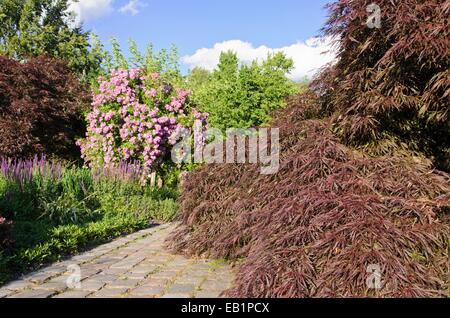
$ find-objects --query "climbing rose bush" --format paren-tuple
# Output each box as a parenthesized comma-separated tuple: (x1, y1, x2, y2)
(77, 69, 208, 181)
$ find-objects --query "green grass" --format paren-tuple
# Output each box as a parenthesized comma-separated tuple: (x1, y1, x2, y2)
(0, 163, 180, 284)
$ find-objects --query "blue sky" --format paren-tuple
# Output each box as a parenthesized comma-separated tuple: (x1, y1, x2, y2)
(70, 0, 335, 80)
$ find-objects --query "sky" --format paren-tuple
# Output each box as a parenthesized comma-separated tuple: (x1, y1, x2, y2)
(69, 0, 336, 80)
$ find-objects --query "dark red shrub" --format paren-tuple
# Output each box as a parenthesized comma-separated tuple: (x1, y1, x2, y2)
(168, 94, 450, 297)
(0, 56, 89, 160)
(168, 0, 450, 297)
(312, 0, 449, 171)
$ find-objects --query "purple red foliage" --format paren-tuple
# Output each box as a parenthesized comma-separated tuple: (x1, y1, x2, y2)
(168, 94, 450, 297)
(312, 0, 449, 171)
(169, 0, 450, 297)
(0, 56, 89, 160)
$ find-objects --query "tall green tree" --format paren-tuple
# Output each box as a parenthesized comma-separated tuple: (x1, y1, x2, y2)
(0, 0, 101, 81)
(187, 67, 211, 91)
(192, 51, 298, 131)
(93, 38, 183, 86)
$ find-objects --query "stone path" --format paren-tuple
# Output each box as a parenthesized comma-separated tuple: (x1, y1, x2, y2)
(0, 223, 235, 298)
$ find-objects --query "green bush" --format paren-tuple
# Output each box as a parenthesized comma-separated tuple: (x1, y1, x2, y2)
(0, 0, 102, 82)
(189, 51, 298, 131)
(0, 215, 149, 282)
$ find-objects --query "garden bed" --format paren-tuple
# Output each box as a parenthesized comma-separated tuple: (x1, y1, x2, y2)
(0, 157, 179, 284)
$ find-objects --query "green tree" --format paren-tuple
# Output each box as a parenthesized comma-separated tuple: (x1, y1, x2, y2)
(0, 0, 101, 81)
(192, 51, 298, 131)
(94, 38, 183, 86)
(187, 67, 211, 90)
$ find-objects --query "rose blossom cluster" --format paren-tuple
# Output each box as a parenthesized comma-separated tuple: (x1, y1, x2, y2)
(77, 69, 208, 182)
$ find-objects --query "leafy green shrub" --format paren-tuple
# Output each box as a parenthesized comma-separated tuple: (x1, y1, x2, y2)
(0, 215, 149, 282)
(190, 51, 298, 131)
(98, 194, 178, 223)
(0, 156, 179, 283)
(0, 0, 102, 82)
(92, 37, 183, 86)
(38, 193, 98, 225)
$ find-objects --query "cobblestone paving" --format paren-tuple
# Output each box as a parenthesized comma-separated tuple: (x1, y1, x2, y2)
(0, 223, 235, 298)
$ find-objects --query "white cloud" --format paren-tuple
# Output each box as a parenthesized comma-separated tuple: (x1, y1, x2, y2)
(119, 0, 147, 16)
(182, 37, 338, 81)
(68, 0, 114, 24)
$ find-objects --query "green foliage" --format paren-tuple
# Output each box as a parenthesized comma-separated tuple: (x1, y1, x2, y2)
(92, 38, 183, 86)
(0, 162, 179, 284)
(0, 215, 148, 282)
(187, 67, 211, 91)
(0, 0, 102, 82)
(191, 51, 298, 131)
(296, 77, 310, 94)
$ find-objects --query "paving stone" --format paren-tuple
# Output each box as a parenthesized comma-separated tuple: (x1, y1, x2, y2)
(102, 267, 129, 276)
(128, 264, 159, 274)
(138, 228, 160, 235)
(165, 263, 191, 271)
(47, 275, 71, 284)
(0, 289, 14, 298)
(10, 289, 56, 298)
(90, 257, 118, 266)
(123, 294, 153, 298)
(140, 277, 171, 287)
(105, 254, 128, 260)
(1, 224, 235, 299)
(173, 276, 205, 285)
(161, 293, 192, 298)
(2, 280, 34, 291)
(110, 257, 145, 269)
(88, 273, 119, 283)
(194, 291, 223, 298)
(114, 238, 135, 245)
(89, 288, 128, 298)
(143, 246, 164, 252)
(34, 281, 68, 292)
(78, 280, 106, 292)
(147, 255, 173, 263)
(70, 255, 95, 263)
(142, 259, 169, 266)
(182, 269, 211, 278)
(130, 285, 165, 296)
(105, 279, 140, 289)
(200, 279, 230, 291)
(53, 290, 92, 298)
(123, 272, 148, 280)
(167, 284, 196, 294)
(190, 263, 212, 270)
(79, 268, 102, 280)
(26, 272, 56, 284)
(150, 270, 180, 279)
(41, 266, 68, 274)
